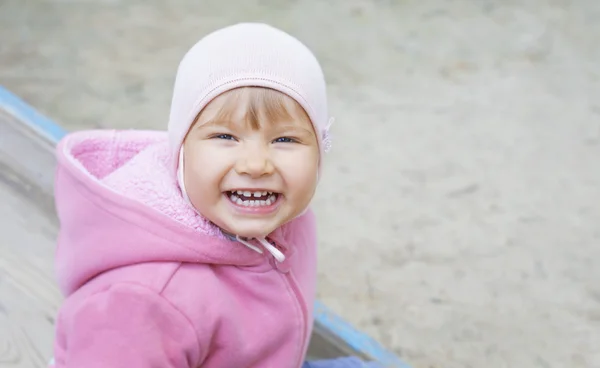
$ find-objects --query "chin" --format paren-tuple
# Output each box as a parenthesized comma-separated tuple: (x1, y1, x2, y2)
(231, 227, 273, 239)
(224, 221, 279, 239)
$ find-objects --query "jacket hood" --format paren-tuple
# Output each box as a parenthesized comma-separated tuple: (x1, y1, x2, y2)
(54, 129, 289, 296)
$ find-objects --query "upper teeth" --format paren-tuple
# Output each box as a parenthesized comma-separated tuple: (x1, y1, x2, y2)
(236, 190, 271, 197)
(229, 192, 278, 207)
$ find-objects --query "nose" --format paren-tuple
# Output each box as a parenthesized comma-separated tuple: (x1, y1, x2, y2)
(234, 143, 274, 178)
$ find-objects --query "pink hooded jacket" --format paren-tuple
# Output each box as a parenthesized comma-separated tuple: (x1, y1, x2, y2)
(51, 129, 318, 367)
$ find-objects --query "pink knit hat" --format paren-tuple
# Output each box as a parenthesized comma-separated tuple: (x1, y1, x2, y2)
(167, 22, 332, 174)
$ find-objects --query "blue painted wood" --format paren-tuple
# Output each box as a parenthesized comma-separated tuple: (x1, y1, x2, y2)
(0, 86, 67, 142)
(313, 302, 411, 368)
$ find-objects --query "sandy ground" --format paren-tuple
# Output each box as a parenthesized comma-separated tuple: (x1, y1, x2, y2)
(1, 0, 600, 367)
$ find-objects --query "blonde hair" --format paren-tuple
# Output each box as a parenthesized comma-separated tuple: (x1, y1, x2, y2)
(193, 87, 312, 130)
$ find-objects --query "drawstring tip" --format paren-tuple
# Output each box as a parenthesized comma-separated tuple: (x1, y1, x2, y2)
(258, 238, 286, 263)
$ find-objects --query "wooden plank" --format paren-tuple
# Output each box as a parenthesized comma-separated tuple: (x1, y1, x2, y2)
(0, 162, 62, 368)
(0, 90, 63, 367)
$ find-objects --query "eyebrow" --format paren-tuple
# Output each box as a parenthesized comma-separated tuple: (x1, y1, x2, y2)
(197, 119, 315, 135)
(194, 119, 236, 131)
(273, 124, 315, 136)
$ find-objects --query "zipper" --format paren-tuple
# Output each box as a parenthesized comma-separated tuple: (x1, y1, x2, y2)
(285, 271, 308, 368)
(226, 233, 309, 366)
(268, 239, 309, 368)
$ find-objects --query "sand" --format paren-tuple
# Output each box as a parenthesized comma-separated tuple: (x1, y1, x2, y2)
(1, 1, 599, 366)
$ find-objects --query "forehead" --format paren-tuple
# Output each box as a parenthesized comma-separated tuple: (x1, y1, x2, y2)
(195, 87, 315, 132)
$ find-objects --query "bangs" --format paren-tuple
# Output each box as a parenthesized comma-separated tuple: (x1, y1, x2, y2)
(198, 87, 310, 130)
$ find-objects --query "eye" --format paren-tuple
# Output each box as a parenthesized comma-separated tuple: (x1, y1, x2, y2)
(273, 137, 297, 143)
(212, 133, 236, 141)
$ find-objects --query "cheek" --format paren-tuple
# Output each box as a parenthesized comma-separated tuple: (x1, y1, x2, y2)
(183, 145, 228, 202)
(279, 151, 319, 197)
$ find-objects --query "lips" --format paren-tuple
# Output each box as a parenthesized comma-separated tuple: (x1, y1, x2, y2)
(226, 190, 280, 207)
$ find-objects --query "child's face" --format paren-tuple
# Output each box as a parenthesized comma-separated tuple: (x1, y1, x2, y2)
(182, 88, 319, 238)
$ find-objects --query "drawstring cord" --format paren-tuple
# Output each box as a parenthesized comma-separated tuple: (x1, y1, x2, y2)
(257, 237, 286, 263)
(236, 236, 286, 263)
(235, 235, 263, 254)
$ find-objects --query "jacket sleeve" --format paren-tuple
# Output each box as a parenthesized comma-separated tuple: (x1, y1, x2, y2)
(56, 283, 200, 368)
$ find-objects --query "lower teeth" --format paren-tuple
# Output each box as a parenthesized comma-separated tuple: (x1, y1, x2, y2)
(229, 194, 277, 207)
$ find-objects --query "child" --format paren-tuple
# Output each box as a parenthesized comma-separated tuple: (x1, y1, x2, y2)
(51, 23, 381, 367)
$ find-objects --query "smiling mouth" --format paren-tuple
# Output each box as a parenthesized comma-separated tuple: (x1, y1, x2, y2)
(226, 190, 280, 207)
